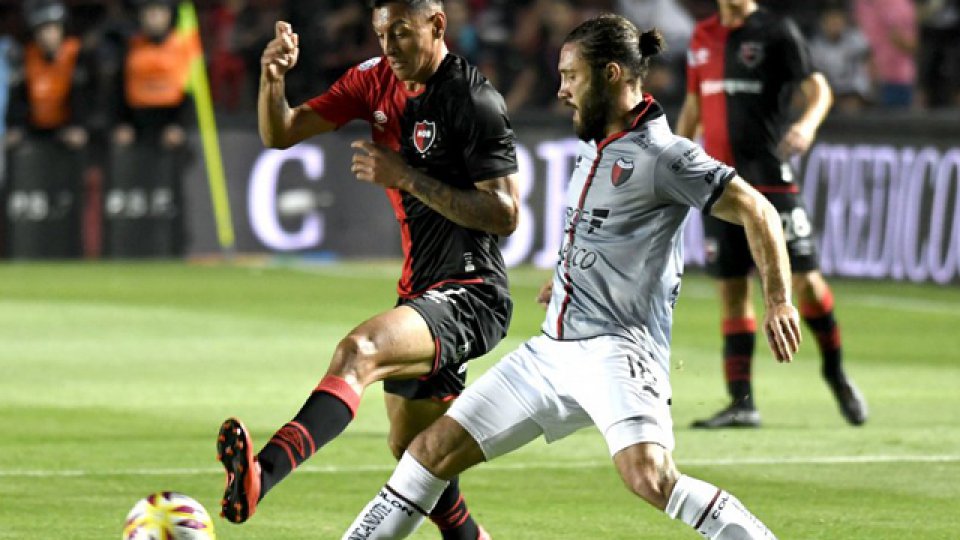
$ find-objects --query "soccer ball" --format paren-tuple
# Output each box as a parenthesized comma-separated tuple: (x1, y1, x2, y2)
(122, 491, 216, 540)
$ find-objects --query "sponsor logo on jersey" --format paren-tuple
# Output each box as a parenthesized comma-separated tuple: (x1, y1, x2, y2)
(669, 147, 702, 173)
(357, 57, 382, 71)
(413, 120, 436, 153)
(611, 157, 635, 187)
(700, 79, 763, 96)
(565, 206, 610, 234)
(688, 47, 710, 67)
(738, 42, 764, 68)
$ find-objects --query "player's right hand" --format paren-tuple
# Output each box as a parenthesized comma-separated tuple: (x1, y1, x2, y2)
(262, 21, 299, 82)
(763, 303, 801, 363)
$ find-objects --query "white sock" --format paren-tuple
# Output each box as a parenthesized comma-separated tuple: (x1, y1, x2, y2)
(342, 452, 449, 540)
(665, 474, 777, 540)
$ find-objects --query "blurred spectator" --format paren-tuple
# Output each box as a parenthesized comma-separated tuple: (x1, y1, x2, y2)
(616, 0, 695, 108)
(204, 0, 247, 111)
(504, 0, 581, 112)
(83, 0, 135, 135)
(0, 11, 14, 186)
(469, 0, 531, 90)
(853, 0, 917, 108)
(111, 0, 195, 149)
(106, 0, 198, 257)
(444, 0, 480, 63)
(917, 0, 960, 108)
(4, 0, 93, 258)
(809, 4, 871, 112)
(6, 0, 92, 152)
(203, 0, 274, 111)
(616, 0, 694, 56)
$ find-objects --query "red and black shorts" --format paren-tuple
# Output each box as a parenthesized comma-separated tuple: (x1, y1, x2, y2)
(384, 280, 512, 401)
(704, 191, 820, 278)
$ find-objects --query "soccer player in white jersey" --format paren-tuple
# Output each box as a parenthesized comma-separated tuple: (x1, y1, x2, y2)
(340, 14, 800, 540)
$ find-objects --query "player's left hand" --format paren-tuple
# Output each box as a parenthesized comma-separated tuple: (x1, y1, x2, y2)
(763, 303, 801, 363)
(778, 122, 815, 158)
(351, 140, 410, 190)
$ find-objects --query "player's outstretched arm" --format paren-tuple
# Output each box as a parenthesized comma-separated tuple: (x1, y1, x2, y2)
(258, 21, 335, 148)
(351, 140, 520, 236)
(710, 176, 801, 362)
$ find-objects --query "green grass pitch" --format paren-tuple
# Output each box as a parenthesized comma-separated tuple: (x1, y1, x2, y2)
(1, 261, 958, 539)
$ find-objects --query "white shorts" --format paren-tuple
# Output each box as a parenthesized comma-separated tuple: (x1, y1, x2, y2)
(446, 334, 674, 459)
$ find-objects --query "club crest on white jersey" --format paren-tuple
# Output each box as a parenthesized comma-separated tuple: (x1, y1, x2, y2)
(611, 158, 635, 187)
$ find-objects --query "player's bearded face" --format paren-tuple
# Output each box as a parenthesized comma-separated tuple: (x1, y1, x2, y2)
(575, 70, 612, 143)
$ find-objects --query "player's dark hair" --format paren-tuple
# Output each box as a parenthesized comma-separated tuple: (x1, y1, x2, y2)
(564, 14, 665, 83)
(368, 0, 443, 12)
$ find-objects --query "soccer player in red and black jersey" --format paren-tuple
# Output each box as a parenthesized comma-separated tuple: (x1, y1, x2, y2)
(216, 2, 518, 538)
(677, 0, 867, 429)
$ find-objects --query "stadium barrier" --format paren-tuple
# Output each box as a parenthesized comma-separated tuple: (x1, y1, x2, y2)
(178, 112, 958, 284)
(104, 141, 186, 258)
(4, 136, 82, 258)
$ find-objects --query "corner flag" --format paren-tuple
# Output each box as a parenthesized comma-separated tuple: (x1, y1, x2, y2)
(177, 1, 236, 254)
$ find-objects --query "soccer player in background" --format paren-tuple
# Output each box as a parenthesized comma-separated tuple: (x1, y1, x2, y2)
(341, 14, 798, 539)
(217, 2, 519, 538)
(677, 0, 867, 429)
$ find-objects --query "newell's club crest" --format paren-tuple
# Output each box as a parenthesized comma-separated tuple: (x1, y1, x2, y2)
(739, 42, 764, 68)
(611, 157, 635, 187)
(413, 121, 436, 154)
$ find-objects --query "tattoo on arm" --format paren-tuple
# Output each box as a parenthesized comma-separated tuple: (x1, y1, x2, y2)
(401, 170, 518, 236)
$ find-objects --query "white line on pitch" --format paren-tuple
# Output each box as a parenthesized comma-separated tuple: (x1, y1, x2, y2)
(2, 454, 957, 478)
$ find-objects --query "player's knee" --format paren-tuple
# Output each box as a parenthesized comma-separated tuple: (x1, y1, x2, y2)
(329, 333, 380, 381)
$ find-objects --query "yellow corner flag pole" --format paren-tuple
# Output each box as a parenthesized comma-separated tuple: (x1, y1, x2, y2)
(178, 1, 236, 254)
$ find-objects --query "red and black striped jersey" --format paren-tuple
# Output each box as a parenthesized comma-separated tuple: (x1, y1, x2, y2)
(308, 53, 518, 297)
(686, 9, 813, 193)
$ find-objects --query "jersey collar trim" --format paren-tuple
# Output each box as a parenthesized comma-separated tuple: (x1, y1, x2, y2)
(596, 95, 663, 151)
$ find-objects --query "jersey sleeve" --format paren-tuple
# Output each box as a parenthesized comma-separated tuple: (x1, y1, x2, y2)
(653, 136, 735, 214)
(460, 83, 519, 182)
(779, 17, 814, 84)
(306, 63, 373, 128)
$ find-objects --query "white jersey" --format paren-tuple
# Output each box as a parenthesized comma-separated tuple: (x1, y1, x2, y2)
(542, 98, 735, 374)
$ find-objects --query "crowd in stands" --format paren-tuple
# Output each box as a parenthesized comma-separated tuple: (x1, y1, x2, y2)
(1, 0, 957, 118)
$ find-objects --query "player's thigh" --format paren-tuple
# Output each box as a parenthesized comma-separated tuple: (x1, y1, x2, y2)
(384, 282, 512, 401)
(384, 393, 451, 458)
(562, 337, 675, 457)
(445, 339, 565, 461)
(332, 305, 436, 383)
(703, 214, 753, 278)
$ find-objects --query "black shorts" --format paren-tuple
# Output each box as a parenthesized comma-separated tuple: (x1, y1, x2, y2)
(383, 280, 512, 401)
(704, 192, 819, 278)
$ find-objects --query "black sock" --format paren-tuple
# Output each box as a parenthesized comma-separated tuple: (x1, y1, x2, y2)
(258, 376, 359, 499)
(804, 311, 843, 381)
(429, 477, 481, 540)
(723, 318, 756, 409)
